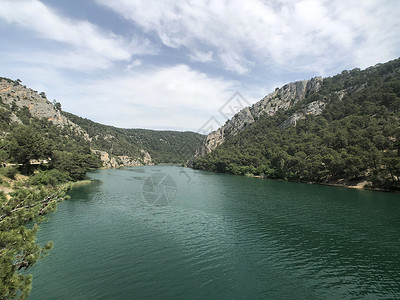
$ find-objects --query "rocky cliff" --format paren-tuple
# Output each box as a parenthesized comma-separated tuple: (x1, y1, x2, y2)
(0, 78, 86, 135)
(91, 149, 153, 168)
(195, 77, 324, 157)
(0, 78, 154, 167)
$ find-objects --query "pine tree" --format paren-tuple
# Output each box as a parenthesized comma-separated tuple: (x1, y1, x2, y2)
(0, 187, 68, 299)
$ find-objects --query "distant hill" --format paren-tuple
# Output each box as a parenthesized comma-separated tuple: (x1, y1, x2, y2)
(0, 77, 203, 178)
(193, 58, 400, 190)
(63, 112, 203, 165)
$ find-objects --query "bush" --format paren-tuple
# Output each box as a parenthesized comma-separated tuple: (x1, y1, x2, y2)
(0, 166, 18, 179)
(29, 169, 69, 186)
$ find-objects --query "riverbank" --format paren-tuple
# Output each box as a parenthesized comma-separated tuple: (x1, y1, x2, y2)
(239, 172, 399, 193)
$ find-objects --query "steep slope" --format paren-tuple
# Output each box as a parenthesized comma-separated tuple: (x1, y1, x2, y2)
(195, 77, 323, 156)
(0, 78, 203, 168)
(0, 79, 101, 180)
(193, 58, 400, 190)
(0, 77, 84, 132)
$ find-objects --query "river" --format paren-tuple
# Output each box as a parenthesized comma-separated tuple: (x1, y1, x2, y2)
(29, 166, 400, 299)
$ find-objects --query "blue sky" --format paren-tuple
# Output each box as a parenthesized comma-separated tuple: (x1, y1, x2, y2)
(0, 0, 399, 132)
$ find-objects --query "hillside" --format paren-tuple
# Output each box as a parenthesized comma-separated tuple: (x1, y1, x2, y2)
(0, 78, 101, 180)
(63, 112, 203, 165)
(0, 77, 203, 172)
(195, 77, 323, 156)
(193, 58, 400, 190)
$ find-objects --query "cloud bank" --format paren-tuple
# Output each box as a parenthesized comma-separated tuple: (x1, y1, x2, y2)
(0, 0, 399, 131)
(96, 0, 400, 74)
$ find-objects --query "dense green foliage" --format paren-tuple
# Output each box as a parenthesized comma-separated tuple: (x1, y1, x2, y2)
(193, 58, 400, 190)
(63, 112, 204, 163)
(0, 186, 68, 299)
(0, 105, 101, 180)
(0, 96, 101, 298)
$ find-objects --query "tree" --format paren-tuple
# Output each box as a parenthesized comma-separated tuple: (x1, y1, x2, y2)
(52, 100, 61, 112)
(0, 187, 67, 299)
(8, 126, 45, 166)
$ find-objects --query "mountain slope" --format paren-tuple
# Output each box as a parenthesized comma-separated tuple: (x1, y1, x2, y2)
(0, 77, 203, 169)
(0, 79, 101, 180)
(193, 58, 400, 190)
(195, 76, 323, 156)
(63, 112, 203, 165)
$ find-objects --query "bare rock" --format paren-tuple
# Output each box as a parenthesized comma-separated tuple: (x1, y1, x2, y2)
(195, 76, 323, 157)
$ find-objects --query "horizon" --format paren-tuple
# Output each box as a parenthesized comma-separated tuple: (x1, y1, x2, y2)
(1, 0, 399, 132)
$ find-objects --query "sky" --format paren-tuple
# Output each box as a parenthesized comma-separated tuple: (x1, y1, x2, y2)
(0, 0, 399, 132)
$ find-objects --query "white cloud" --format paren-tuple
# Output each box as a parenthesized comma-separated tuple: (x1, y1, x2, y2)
(126, 59, 142, 71)
(0, 0, 156, 70)
(56, 65, 243, 131)
(219, 51, 250, 75)
(6, 50, 114, 72)
(1, 0, 399, 132)
(188, 50, 213, 63)
(95, 0, 400, 74)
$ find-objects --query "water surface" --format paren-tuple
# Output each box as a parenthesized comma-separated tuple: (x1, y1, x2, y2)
(29, 166, 400, 299)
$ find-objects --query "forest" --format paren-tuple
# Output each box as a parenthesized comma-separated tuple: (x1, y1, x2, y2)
(193, 58, 400, 190)
(63, 112, 204, 164)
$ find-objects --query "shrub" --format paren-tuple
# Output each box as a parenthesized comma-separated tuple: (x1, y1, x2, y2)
(0, 166, 18, 179)
(29, 169, 69, 186)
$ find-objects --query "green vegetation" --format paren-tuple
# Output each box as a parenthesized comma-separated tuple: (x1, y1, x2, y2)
(0, 184, 69, 299)
(193, 58, 400, 190)
(0, 106, 101, 180)
(63, 112, 204, 164)
(0, 98, 101, 299)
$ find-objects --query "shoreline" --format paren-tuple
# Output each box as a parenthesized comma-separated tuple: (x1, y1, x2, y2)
(92, 164, 399, 193)
(68, 179, 92, 188)
(248, 174, 398, 193)
(186, 169, 398, 193)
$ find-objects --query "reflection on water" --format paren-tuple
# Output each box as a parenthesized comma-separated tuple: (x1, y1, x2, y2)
(67, 179, 103, 202)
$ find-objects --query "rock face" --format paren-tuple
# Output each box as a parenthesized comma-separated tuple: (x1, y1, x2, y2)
(140, 150, 152, 164)
(278, 100, 326, 129)
(0, 78, 85, 135)
(195, 77, 323, 156)
(92, 150, 153, 168)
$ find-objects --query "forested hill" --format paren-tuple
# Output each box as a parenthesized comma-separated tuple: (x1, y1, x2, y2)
(63, 112, 203, 164)
(0, 77, 203, 176)
(193, 58, 400, 191)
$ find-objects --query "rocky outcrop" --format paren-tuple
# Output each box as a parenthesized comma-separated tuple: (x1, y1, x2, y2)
(92, 150, 119, 168)
(140, 150, 152, 164)
(0, 78, 88, 137)
(250, 77, 322, 118)
(92, 149, 153, 168)
(279, 100, 326, 129)
(2, 79, 62, 125)
(195, 76, 323, 157)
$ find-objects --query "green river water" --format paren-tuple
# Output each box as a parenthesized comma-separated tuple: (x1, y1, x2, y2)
(28, 166, 400, 299)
